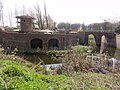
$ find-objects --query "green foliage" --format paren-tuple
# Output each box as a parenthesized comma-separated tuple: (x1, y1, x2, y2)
(0, 60, 119, 90)
(89, 34, 95, 40)
(47, 50, 67, 62)
(0, 55, 120, 89)
(47, 50, 67, 55)
(0, 76, 6, 90)
(57, 22, 71, 29)
(71, 45, 91, 54)
(88, 35, 96, 47)
(11, 48, 18, 55)
(0, 60, 69, 90)
(57, 22, 81, 30)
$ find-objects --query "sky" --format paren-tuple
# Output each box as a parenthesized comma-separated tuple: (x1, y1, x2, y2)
(2, 0, 120, 26)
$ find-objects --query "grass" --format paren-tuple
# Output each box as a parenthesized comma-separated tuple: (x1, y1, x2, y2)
(0, 60, 69, 90)
(68, 72, 120, 90)
(0, 60, 120, 90)
(0, 46, 120, 90)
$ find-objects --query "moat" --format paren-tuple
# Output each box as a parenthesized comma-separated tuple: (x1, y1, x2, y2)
(20, 47, 120, 65)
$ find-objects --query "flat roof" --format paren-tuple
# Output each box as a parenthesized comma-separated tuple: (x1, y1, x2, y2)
(16, 15, 35, 19)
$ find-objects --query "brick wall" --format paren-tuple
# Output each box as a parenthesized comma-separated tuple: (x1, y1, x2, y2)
(2, 32, 77, 52)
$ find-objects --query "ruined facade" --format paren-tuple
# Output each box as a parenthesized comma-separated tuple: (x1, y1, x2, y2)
(0, 15, 77, 52)
(0, 15, 118, 53)
(16, 15, 35, 32)
(2, 32, 76, 52)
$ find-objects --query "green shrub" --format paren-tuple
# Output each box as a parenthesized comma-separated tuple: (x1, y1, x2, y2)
(0, 60, 69, 90)
(71, 45, 91, 54)
(0, 57, 119, 90)
(0, 77, 6, 90)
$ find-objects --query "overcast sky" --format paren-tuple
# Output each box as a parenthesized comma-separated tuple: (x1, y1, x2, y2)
(2, 0, 120, 26)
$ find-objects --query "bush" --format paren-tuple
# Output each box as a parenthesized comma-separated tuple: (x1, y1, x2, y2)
(0, 60, 69, 90)
(71, 45, 91, 54)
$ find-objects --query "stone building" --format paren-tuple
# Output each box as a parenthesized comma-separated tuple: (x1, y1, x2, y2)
(16, 15, 35, 33)
(0, 15, 117, 53)
(0, 15, 77, 53)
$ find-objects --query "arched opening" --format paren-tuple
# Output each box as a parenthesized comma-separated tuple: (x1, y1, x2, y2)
(48, 39, 59, 50)
(31, 39, 42, 49)
(88, 34, 96, 47)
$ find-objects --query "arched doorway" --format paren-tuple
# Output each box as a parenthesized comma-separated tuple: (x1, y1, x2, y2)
(48, 39, 59, 50)
(31, 39, 42, 49)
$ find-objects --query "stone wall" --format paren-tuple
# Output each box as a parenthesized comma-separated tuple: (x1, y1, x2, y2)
(2, 32, 77, 52)
(0, 30, 118, 53)
(116, 35, 120, 49)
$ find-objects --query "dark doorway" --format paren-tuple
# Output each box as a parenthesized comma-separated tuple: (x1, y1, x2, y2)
(31, 39, 42, 49)
(48, 39, 59, 50)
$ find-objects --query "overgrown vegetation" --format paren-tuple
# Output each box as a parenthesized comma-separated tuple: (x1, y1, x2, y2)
(0, 46, 120, 90)
(0, 60, 120, 90)
(0, 60, 69, 90)
(67, 72, 120, 90)
(71, 45, 91, 54)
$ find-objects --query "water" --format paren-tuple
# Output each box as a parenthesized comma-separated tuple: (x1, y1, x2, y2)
(18, 47, 120, 65)
(41, 63, 62, 70)
(100, 47, 120, 59)
(20, 53, 60, 64)
(113, 49, 120, 59)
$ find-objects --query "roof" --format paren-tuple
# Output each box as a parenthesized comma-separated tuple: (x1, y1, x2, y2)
(16, 15, 35, 19)
(34, 29, 54, 34)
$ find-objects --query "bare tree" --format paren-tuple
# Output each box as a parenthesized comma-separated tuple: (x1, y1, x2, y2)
(47, 15, 55, 30)
(44, 1, 48, 29)
(27, 7, 35, 17)
(34, 4, 44, 30)
(34, 3, 55, 30)
(20, 5, 27, 15)
(0, 0, 4, 26)
(8, 10, 13, 27)
(14, 5, 19, 16)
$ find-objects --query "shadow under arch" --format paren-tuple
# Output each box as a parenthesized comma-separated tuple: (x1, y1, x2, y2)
(100, 34, 116, 57)
(31, 39, 42, 49)
(48, 39, 59, 50)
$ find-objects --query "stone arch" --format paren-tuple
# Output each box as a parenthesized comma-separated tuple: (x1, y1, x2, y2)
(48, 39, 59, 50)
(31, 39, 42, 49)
